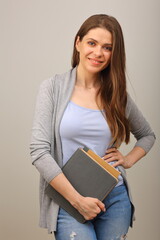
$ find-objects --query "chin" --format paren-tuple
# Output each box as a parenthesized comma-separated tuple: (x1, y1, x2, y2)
(85, 61, 101, 70)
(86, 65, 105, 75)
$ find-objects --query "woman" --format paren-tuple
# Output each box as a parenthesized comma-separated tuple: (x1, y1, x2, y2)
(30, 14, 155, 239)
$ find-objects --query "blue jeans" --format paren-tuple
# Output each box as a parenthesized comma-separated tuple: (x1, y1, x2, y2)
(55, 184, 131, 240)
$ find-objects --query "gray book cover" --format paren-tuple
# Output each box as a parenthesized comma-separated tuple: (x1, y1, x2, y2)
(45, 147, 119, 223)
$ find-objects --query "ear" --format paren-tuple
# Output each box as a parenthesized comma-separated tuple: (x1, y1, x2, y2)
(75, 36, 81, 52)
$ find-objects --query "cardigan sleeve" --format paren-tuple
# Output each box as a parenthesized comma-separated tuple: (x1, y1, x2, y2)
(30, 78, 62, 183)
(126, 94, 156, 153)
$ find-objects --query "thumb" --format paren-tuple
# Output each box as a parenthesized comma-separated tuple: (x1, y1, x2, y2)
(97, 200, 106, 212)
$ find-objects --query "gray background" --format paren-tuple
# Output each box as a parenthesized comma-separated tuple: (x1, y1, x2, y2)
(0, 0, 159, 239)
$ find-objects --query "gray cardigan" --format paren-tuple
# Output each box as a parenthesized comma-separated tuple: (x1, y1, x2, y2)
(30, 67, 155, 233)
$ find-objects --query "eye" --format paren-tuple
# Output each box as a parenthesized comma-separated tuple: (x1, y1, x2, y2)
(103, 46, 112, 51)
(87, 41, 96, 46)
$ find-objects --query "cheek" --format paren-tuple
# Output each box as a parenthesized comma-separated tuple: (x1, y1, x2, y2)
(83, 48, 93, 57)
(104, 52, 112, 61)
(79, 45, 93, 56)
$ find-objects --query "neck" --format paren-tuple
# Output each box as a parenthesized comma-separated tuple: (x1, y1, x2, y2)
(76, 65, 100, 89)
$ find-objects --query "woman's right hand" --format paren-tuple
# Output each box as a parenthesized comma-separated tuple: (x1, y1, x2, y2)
(71, 195, 106, 220)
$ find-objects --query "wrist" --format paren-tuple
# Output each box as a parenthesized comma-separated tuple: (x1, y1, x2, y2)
(124, 147, 146, 169)
(67, 190, 83, 209)
(124, 156, 134, 169)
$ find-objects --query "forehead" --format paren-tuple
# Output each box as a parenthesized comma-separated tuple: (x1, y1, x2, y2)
(83, 27, 112, 44)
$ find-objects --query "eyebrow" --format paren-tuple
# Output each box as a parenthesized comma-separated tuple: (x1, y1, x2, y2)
(86, 38, 112, 45)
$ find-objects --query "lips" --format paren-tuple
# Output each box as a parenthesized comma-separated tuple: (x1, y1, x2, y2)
(88, 58, 104, 65)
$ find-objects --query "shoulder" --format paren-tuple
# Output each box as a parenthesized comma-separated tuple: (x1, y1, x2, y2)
(125, 93, 137, 117)
(125, 93, 148, 126)
(125, 93, 145, 122)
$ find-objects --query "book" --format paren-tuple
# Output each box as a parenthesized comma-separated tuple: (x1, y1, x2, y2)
(45, 146, 121, 223)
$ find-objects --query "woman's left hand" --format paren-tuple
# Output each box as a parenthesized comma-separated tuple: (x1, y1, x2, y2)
(102, 148, 131, 169)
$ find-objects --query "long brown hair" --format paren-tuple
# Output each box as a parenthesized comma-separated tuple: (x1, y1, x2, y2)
(72, 14, 130, 147)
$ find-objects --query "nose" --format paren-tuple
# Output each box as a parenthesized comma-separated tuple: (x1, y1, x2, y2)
(94, 46, 103, 57)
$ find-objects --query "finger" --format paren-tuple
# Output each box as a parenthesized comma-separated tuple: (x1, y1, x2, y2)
(112, 159, 123, 167)
(102, 152, 118, 160)
(103, 155, 119, 163)
(97, 200, 106, 212)
(106, 148, 117, 154)
(84, 214, 96, 221)
(104, 158, 116, 164)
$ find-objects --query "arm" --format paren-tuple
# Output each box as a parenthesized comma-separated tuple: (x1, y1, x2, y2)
(49, 173, 106, 220)
(30, 79, 105, 219)
(103, 95, 156, 168)
(30, 78, 62, 182)
(103, 146, 146, 169)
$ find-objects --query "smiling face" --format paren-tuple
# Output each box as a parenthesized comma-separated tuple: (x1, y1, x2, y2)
(75, 27, 112, 76)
